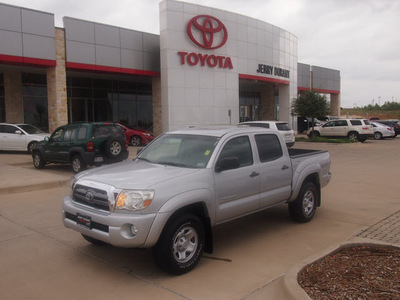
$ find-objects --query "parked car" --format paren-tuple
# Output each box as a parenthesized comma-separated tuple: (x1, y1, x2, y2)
(0, 123, 49, 153)
(63, 126, 331, 274)
(375, 120, 399, 137)
(371, 122, 395, 140)
(297, 117, 323, 133)
(239, 121, 295, 147)
(307, 119, 374, 142)
(116, 123, 154, 146)
(318, 115, 339, 125)
(32, 122, 129, 173)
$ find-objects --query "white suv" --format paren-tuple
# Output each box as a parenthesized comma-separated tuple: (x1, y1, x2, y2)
(307, 119, 373, 142)
(239, 121, 295, 147)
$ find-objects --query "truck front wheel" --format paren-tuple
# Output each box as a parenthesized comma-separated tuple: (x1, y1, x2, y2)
(153, 214, 205, 275)
(289, 181, 318, 223)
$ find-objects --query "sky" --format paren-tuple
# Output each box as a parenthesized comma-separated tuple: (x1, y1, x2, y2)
(2, 0, 400, 108)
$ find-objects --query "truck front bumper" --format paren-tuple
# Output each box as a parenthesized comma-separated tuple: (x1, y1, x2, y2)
(62, 195, 156, 248)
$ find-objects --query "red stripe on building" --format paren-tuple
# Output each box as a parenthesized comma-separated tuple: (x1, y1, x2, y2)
(312, 88, 340, 94)
(297, 87, 340, 94)
(0, 54, 55, 67)
(239, 74, 290, 85)
(66, 62, 160, 77)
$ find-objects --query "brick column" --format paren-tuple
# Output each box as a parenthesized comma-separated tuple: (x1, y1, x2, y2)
(152, 76, 162, 137)
(330, 93, 341, 116)
(47, 28, 68, 133)
(260, 85, 275, 120)
(4, 71, 23, 123)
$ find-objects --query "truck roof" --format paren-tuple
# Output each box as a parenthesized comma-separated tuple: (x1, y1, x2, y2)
(167, 125, 275, 138)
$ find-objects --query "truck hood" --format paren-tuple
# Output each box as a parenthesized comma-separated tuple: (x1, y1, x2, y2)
(75, 159, 201, 189)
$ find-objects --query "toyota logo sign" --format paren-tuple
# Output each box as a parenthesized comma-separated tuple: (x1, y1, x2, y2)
(187, 15, 228, 50)
(85, 190, 95, 203)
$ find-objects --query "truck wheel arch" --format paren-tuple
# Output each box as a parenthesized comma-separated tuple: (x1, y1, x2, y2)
(146, 201, 213, 254)
(291, 171, 321, 205)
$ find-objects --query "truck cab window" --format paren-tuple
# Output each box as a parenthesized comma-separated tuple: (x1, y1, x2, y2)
(255, 134, 283, 162)
(218, 136, 253, 167)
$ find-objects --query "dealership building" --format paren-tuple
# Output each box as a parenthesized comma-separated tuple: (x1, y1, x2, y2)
(0, 0, 340, 135)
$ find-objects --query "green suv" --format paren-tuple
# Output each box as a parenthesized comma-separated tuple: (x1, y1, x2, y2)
(32, 122, 129, 173)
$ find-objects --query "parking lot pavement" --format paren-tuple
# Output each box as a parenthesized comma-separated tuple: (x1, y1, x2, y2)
(0, 139, 400, 299)
(0, 147, 141, 195)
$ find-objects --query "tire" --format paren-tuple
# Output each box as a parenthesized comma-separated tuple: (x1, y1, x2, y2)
(308, 131, 320, 138)
(130, 135, 141, 146)
(152, 214, 205, 275)
(106, 139, 123, 158)
(289, 181, 318, 223)
(27, 141, 38, 153)
(347, 132, 359, 141)
(71, 154, 86, 173)
(374, 132, 383, 140)
(32, 151, 45, 169)
(81, 234, 107, 246)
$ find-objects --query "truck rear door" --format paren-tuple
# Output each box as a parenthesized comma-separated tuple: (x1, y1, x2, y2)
(214, 135, 260, 223)
(254, 133, 292, 207)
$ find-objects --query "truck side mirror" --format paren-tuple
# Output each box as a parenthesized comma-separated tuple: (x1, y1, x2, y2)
(215, 156, 240, 172)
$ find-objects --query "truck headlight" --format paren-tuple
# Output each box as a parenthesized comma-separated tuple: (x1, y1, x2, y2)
(115, 190, 154, 211)
(70, 176, 78, 196)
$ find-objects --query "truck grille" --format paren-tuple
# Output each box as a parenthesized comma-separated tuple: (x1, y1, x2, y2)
(73, 184, 110, 211)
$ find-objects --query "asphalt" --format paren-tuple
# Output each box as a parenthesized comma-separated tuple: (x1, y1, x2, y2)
(1, 143, 399, 299)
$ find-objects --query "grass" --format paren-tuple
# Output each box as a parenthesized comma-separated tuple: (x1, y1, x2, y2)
(296, 136, 358, 143)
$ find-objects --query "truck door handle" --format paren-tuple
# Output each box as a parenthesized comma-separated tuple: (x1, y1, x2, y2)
(250, 171, 259, 178)
(281, 165, 289, 170)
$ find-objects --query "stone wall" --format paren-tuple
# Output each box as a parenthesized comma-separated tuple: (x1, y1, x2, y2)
(4, 71, 23, 123)
(47, 28, 68, 132)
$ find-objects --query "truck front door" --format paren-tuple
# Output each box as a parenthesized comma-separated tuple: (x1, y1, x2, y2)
(214, 135, 260, 223)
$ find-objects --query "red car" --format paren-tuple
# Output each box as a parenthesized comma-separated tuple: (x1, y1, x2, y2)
(116, 123, 154, 146)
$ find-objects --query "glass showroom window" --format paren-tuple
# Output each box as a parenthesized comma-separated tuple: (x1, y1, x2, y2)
(67, 76, 153, 130)
(22, 73, 48, 132)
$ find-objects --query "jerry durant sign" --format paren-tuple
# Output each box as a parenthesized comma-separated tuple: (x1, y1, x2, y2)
(257, 64, 290, 79)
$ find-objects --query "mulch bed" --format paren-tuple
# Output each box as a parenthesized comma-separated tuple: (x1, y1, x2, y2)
(298, 245, 400, 299)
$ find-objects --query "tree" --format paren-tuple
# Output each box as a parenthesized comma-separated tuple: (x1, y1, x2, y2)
(292, 91, 330, 135)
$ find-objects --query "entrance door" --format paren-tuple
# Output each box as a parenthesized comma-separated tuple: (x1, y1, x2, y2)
(239, 92, 260, 122)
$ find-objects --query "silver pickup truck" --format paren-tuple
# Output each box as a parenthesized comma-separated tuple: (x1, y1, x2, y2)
(63, 126, 331, 274)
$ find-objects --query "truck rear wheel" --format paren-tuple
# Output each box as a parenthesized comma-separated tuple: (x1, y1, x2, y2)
(152, 214, 205, 275)
(289, 181, 318, 223)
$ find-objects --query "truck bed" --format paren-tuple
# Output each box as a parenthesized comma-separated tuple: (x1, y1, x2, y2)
(288, 148, 328, 158)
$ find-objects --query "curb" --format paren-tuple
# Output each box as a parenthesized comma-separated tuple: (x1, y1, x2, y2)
(0, 179, 69, 195)
(281, 238, 400, 299)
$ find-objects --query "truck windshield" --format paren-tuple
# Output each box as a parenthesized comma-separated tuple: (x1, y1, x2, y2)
(137, 134, 218, 168)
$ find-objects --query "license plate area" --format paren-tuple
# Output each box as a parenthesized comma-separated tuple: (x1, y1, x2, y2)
(77, 213, 92, 229)
(94, 156, 103, 163)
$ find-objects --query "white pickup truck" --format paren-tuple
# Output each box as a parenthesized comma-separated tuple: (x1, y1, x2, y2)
(63, 127, 331, 274)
